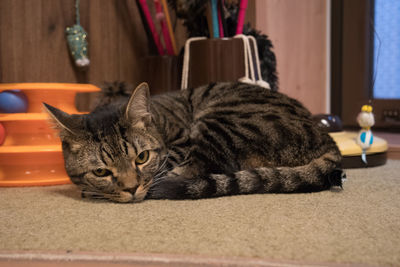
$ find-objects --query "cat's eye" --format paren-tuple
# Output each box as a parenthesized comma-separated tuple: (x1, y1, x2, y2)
(135, 150, 149, 165)
(92, 168, 111, 177)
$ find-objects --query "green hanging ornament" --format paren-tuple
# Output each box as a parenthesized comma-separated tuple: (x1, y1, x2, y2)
(66, 0, 90, 67)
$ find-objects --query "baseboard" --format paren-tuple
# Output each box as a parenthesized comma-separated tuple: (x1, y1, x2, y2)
(0, 250, 377, 267)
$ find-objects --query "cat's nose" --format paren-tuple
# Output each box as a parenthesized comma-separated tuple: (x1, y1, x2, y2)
(117, 179, 138, 191)
(123, 185, 139, 195)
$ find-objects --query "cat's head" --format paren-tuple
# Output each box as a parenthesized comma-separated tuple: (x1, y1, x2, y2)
(44, 83, 166, 203)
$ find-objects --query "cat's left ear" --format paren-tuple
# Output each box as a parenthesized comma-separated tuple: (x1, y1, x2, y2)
(43, 103, 83, 135)
(125, 82, 151, 127)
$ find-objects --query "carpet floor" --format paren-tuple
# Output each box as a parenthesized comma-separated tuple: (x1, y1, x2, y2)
(1, 160, 399, 266)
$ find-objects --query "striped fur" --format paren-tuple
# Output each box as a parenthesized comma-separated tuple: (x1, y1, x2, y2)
(44, 82, 344, 203)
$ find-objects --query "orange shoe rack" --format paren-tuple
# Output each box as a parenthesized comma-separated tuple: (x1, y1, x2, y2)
(0, 83, 100, 187)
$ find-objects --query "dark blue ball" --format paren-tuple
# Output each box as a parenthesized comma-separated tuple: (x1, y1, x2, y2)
(0, 90, 29, 113)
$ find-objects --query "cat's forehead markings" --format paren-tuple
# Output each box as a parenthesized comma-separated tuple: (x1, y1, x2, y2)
(119, 139, 129, 155)
(90, 159, 99, 165)
(132, 140, 154, 154)
(124, 142, 138, 157)
(136, 139, 147, 148)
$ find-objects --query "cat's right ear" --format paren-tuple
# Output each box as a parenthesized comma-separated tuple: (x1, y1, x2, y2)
(43, 103, 82, 135)
(125, 82, 151, 127)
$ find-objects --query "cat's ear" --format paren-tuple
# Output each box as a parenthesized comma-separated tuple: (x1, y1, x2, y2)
(125, 82, 151, 127)
(43, 103, 82, 135)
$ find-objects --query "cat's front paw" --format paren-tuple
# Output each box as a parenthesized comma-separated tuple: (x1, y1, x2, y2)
(146, 177, 190, 200)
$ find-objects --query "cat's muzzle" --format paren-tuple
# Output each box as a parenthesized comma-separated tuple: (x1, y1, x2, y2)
(122, 185, 139, 195)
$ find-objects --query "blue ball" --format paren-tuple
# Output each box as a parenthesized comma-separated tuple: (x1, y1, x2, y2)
(0, 90, 29, 113)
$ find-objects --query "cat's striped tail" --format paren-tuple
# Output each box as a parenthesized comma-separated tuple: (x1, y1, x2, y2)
(147, 150, 345, 200)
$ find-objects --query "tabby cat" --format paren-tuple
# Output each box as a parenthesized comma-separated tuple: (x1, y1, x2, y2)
(44, 82, 344, 203)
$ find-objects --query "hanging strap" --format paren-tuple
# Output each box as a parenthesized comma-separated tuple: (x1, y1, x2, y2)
(234, 34, 270, 89)
(181, 37, 207, 90)
(248, 35, 271, 89)
(234, 34, 254, 84)
(181, 35, 270, 90)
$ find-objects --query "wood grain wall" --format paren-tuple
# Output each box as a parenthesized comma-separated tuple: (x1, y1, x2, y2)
(0, 0, 167, 87)
(1, 0, 328, 114)
(255, 0, 329, 114)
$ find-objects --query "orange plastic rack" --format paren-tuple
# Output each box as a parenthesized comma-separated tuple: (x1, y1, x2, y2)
(0, 83, 100, 187)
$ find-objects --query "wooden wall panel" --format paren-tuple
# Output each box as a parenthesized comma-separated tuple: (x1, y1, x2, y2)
(0, 0, 150, 86)
(255, 0, 329, 114)
(1, 0, 328, 113)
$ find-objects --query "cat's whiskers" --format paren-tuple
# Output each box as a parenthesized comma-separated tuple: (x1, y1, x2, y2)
(155, 153, 170, 173)
(147, 175, 170, 192)
(150, 154, 172, 183)
(81, 190, 108, 201)
(152, 158, 191, 183)
(81, 184, 123, 200)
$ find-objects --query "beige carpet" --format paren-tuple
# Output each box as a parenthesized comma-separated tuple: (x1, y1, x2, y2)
(1, 160, 399, 266)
